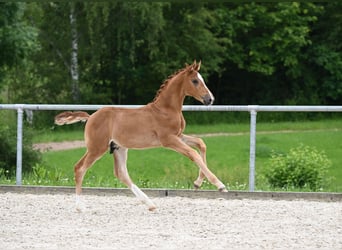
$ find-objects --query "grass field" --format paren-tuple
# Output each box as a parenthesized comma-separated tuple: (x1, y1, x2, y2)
(32, 119, 342, 143)
(25, 119, 342, 192)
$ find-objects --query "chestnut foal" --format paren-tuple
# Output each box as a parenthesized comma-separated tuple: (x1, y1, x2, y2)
(55, 61, 227, 211)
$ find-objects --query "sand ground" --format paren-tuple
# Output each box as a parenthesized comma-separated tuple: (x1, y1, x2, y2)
(0, 192, 341, 249)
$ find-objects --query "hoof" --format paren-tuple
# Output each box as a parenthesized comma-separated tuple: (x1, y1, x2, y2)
(148, 206, 157, 212)
(75, 195, 85, 212)
(218, 187, 228, 192)
(193, 183, 200, 190)
(76, 203, 85, 213)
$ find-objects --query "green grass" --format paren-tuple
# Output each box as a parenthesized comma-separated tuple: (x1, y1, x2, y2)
(2, 119, 341, 192)
(32, 119, 342, 142)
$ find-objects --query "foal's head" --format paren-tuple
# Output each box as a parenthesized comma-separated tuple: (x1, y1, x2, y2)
(182, 61, 214, 105)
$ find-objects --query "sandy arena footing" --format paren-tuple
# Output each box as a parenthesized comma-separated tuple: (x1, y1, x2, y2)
(0, 191, 341, 249)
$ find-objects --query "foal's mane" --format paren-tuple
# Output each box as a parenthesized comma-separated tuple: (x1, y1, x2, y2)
(152, 65, 190, 103)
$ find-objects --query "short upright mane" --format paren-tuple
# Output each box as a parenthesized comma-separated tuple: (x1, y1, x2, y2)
(152, 66, 188, 103)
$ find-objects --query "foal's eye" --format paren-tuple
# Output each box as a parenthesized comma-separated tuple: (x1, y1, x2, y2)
(192, 79, 199, 86)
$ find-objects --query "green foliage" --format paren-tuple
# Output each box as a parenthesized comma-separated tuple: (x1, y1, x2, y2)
(0, 124, 42, 178)
(0, 2, 40, 93)
(1, 2, 341, 111)
(0, 3, 40, 68)
(265, 145, 331, 191)
(216, 3, 320, 76)
(29, 163, 65, 185)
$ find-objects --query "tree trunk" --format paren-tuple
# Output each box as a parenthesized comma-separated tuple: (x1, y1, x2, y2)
(69, 3, 80, 102)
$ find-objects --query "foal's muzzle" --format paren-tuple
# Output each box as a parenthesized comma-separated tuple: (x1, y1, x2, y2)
(203, 94, 214, 105)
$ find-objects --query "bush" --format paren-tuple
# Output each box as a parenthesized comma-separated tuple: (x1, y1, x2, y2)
(0, 124, 42, 178)
(265, 144, 331, 191)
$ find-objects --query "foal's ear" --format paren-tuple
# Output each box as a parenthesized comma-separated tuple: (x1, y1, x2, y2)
(195, 60, 201, 71)
(189, 60, 201, 72)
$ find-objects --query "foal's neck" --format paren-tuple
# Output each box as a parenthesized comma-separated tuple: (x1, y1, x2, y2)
(152, 75, 185, 112)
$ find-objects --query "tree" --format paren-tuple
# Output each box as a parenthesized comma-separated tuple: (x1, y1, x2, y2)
(208, 2, 326, 105)
(69, 2, 80, 103)
(306, 2, 342, 104)
(2, 2, 341, 109)
(0, 3, 42, 175)
(83, 2, 167, 104)
(0, 2, 39, 93)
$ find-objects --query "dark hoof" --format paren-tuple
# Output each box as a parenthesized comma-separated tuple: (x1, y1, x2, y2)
(193, 184, 200, 190)
(218, 187, 228, 192)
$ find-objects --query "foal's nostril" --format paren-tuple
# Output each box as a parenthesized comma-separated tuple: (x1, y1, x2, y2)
(203, 94, 214, 105)
(209, 97, 214, 105)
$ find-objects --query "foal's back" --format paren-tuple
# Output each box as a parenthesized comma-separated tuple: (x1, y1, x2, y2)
(84, 106, 168, 151)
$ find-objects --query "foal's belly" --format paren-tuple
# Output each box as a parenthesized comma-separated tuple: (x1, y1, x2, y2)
(114, 131, 162, 149)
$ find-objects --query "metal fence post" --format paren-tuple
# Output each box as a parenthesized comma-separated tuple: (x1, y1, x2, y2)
(249, 109, 257, 192)
(16, 107, 24, 185)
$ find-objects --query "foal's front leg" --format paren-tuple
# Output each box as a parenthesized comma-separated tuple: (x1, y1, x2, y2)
(113, 147, 156, 211)
(163, 135, 227, 192)
(181, 134, 207, 189)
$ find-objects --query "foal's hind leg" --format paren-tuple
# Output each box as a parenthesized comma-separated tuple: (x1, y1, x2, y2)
(113, 147, 156, 211)
(74, 149, 106, 211)
(181, 135, 209, 190)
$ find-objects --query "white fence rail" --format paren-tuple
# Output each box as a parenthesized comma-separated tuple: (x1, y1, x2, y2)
(1, 104, 341, 191)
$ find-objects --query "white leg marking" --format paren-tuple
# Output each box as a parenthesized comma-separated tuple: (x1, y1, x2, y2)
(131, 184, 156, 211)
(75, 194, 85, 212)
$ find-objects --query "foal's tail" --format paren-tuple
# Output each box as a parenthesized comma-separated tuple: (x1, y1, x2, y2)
(54, 111, 90, 125)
